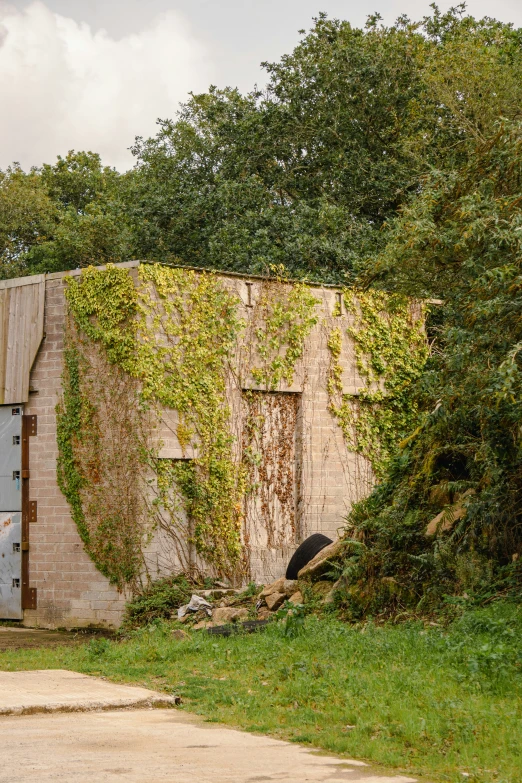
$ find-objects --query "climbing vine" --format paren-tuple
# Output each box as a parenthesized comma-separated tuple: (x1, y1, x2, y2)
(328, 289, 428, 478)
(249, 270, 319, 390)
(56, 318, 155, 592)
(56, 343, 85, 545)
(61, 263, 139, 370)
(57, 262, 426, 590)
(136, 264, 247, 575)
(59, 264, 250, 581)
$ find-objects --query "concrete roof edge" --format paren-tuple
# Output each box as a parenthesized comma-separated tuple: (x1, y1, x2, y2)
(0, 260, 344, 290)
(137, 259, 344, 289)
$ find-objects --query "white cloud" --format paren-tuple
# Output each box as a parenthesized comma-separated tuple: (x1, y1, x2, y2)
(0, 1, 214, 170)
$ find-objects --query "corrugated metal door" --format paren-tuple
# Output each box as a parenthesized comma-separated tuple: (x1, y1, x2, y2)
(0, 405, 23, 619)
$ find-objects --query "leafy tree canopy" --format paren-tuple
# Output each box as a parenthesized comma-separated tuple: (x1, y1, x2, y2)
(125, 4, 522, 281)
(2, 4, 521, 282)
(0, 151, 130, 279)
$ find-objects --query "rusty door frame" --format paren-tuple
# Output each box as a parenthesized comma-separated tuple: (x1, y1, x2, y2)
(21, 413, 37, 610)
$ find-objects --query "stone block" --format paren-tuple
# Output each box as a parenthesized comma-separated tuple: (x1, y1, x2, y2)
(297, 538, 344, 579)
(212, 607, 249, 624)
(265, 592, 286, 611)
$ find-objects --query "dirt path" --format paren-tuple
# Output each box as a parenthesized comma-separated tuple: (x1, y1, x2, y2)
(0, 709, 419, 783)
(0, 669, 423, 783)
(0, 626, 111, 650)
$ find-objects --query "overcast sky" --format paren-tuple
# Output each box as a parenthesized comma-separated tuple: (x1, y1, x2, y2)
(1, 0, 522, 171)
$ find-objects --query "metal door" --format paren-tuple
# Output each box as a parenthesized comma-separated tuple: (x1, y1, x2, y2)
(0, 405, 23, 619)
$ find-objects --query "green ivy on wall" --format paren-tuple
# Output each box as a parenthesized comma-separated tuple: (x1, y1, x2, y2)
(136, 264, 247, 574)
(62, 263, 139, 370)
(56, 343, 87, 545)
(328, 289, 428, 478)
(56, 324, 154, 591)
(57, 263, 425, 590)
(250, 270, 319, 390)
(60, 263, 248, 580)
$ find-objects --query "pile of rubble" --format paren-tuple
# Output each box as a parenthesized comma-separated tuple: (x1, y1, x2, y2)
(176, 538, 344, 631)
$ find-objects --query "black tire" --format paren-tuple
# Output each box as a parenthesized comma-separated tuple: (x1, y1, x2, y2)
(285, 534, 333, 580)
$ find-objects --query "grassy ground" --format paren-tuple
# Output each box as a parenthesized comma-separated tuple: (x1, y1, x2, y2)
(0, 602, 520, 783)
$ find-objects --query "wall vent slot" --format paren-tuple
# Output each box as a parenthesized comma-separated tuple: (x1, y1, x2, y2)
(335, 291, 343, 315)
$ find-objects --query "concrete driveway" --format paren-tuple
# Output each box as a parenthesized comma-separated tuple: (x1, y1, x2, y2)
(0, 670, 420, 783)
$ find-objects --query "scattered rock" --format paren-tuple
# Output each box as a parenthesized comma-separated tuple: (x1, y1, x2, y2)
(297, 538, 344, 579)
(425, 489, 475, 536)
(425, 507, 464, 536)
(429, 482, 452, 508)
(257, 608, 271, 620)
(265, 591, 286, 611)
(283, 579, 298, 596)
(429, 505, 464, 535)
(259, 578, 297, 600)
(288, 591, 303, 605)
(259, 577, 284, 599)
(193, 620, 215, 630)
(200, 588, 239, 599)
(212, 607, 249, 624)
(171, 629, 189, 640)
(311, 580, 336, 599)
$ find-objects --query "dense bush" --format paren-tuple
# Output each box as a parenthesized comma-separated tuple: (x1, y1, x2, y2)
(121, 574, 193, 629)
(338, 123, 522, 616)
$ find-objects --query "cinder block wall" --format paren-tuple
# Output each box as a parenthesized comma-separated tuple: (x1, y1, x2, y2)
(21, 264, 372, 629)
(23, 273, 125, 629)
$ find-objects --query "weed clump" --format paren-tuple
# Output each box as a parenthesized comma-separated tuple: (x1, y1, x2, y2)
(121, 575, 193, 629)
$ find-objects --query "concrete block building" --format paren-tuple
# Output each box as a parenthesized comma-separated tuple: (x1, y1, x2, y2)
(0, 261, 378, 628)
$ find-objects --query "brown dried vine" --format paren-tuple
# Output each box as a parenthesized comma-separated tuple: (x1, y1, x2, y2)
(242, 391, 299, 558)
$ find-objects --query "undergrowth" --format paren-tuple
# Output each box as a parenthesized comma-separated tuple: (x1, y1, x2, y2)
(121, 574, 193, 629)
(338, 124, 522, 617)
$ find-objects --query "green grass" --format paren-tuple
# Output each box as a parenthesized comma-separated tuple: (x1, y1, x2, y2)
(1, 603, 520, 783)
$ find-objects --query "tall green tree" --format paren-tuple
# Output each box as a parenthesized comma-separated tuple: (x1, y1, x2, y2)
(127, 5, 522, 281)
(0, 151, 130, 278)
(2, 6, 521, 282)
(0, 167, 57, 279)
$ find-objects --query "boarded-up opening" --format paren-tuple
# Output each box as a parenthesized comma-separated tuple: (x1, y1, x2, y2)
(242, 391, 302, 582)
